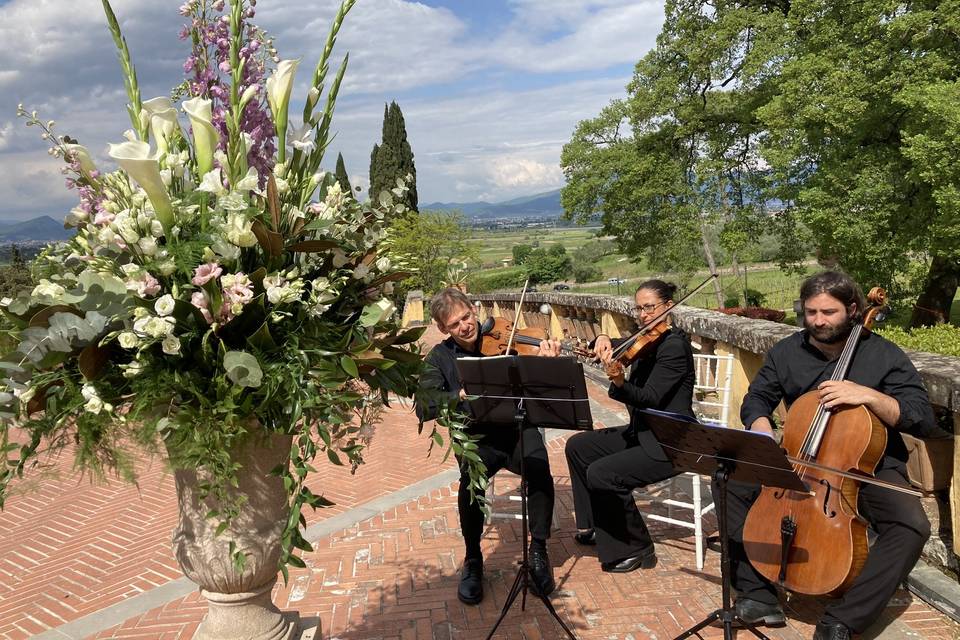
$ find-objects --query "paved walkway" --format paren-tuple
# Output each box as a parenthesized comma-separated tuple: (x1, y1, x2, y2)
(0, 326, 957, 639)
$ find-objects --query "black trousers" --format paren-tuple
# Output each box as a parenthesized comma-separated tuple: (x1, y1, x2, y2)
(565, 426, 677, 564)
(722, 462, 930, 633)
(458, 426, 554, 559)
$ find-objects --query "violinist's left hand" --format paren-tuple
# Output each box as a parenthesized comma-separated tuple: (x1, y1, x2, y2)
(538, 339, 562, 357)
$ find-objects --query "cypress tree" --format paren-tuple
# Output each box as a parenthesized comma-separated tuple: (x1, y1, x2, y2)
(334, 153, 352, 195)
(368, 101, 418, 211)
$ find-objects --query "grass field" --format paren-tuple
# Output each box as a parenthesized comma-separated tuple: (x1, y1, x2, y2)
(467, 227, 602, 267)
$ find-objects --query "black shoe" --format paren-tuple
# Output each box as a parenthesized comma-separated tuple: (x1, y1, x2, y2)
(574, 529, 596, 545)
(813, 621, 852, 640)
(735, 598, 786, 627)
(601, 545, 657, 572)
(458, 558, 483, 605)
(528, 548, 556, 597)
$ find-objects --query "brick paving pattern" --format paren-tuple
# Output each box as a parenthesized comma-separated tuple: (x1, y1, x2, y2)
(0, 325, 957, 639)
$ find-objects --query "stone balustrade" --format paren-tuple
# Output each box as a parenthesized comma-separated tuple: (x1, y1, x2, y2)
(404, 290, 960, 582)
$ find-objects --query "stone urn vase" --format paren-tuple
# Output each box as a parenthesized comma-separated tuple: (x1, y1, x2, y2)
(170, 422, 300, 640)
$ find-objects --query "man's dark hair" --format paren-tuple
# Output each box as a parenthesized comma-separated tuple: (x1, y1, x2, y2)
(799, 271, 866, 323)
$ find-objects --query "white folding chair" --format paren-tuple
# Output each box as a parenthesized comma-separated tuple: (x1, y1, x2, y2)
(636, 353, 734, 570)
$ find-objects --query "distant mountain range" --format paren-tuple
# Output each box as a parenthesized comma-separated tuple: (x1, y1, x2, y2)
(0, 216, 73, 243)
(422, 188, 563, 219)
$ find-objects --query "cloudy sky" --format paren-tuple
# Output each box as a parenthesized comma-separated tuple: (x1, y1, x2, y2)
(0, 0, 664, 221)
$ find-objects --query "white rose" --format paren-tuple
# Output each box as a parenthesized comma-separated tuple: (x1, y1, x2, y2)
(352, 263, 370, 280)
(157, 259, 176, 276)
(120, 263, 141, 276)
(150, 220, 164, 237)
(84, 396, 104, 414)
(161, 335, 181, 355)
(144, 316, 176, 338)
(81, 384, 98, 401)
(122, 361, 144, 378)
(376, 257, 391, 272)
(154, 294, 176, 317)
(118, 332, 139, 349)
(31, 279, 66, 299)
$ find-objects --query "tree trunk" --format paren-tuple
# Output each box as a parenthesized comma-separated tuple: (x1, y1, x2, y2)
(910, 255, 960, 328)
(700, 221, 725, 308)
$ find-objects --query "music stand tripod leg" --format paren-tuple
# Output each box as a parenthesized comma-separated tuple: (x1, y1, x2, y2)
(483, 404, 578, 640)
(673, 464, 771, 640)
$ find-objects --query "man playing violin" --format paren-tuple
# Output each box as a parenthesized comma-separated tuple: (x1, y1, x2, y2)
(727, 271, 935, 640)
(564, 279, 696, 572)
(415, 287, 563, 605)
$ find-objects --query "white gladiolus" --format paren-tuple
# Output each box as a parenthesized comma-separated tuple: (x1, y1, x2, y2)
(265, 59, 300, 159)
(198, 168, 227, 196)
(234, 167, 260, 192)
(138, 237, 158, 256)
(154, 294, 176, 316)
(224, 213, 258, 247)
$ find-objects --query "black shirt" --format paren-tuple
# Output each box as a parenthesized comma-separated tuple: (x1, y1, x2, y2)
(415, 327, 485, 425)
(740, 329, 936, 465)
(609, 328, 696, 434)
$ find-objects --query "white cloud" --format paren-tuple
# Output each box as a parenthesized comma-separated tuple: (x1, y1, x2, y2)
(489, 157, 564, 190)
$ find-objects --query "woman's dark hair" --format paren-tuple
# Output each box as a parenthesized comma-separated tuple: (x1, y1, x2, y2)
(636, 279, 677, 302)
(799, 271, 865, 323)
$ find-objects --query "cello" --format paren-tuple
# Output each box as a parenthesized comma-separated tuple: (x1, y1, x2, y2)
(741, 287, 920, 596)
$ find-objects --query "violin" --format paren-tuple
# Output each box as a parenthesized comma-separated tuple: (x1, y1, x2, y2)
(477, 316, 593, 358)
(742, 287, 919, 597)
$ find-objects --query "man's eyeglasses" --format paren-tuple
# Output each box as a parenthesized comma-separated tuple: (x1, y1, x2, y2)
(634, 302, 665, 314)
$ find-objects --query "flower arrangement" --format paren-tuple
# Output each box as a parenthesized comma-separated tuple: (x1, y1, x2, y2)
(0, 0, 429, 575)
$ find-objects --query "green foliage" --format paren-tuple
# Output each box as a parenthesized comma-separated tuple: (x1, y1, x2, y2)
(334, 152, 352, 195)
(512, 244, 534, 265)
(744, 288, 766, 307)
(524, 244, 572, 285)
(572, 261, 603, 283)
(369, 101, 417, 211)
(467, 267, 526, 293)
(388, 210, 475, 296)
(876, 324, 960, 357)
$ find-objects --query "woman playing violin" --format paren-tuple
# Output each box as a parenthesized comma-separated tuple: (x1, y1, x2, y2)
(727, 271, 935, 640)
(564, 279, 695, 572)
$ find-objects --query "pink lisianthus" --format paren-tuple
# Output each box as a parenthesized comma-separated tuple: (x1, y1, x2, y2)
(190, 291, 213, 324)
(94, 210, 116, 226)
(126, 272, 161, 298)
(192, 262, 223, 286)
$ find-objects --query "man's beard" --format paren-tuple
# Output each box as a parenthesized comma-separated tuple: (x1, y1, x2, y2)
(804, 319, 852, 344)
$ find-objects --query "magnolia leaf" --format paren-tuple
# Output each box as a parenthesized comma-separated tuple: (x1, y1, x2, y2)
(368, 271, 412, 287)
(359, 299, 396, 327)
(252, 219, 284, 257)
(359, 250, 377, 267)
(223, 350, 263, 388)
(78, 343, 111, 380)
(267, 173, 282, 231)
(246, 322, 277, 351)
(339, 355, 358, 378)
(288, 240, 339, 252)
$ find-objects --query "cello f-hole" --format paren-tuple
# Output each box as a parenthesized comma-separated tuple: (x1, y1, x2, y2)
(818, 479, 837, 518)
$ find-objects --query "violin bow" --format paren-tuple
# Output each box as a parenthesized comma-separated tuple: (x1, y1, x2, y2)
(505, 279, 531, 355)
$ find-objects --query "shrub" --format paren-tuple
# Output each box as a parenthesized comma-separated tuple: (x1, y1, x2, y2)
(875, 324, 960, 357)
(744, 288, 767, 307)
(724, 294, 740, 308)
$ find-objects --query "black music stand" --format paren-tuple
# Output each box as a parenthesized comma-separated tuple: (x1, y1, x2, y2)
(456, 355, 593, 640)
(641, 409, 808, 640)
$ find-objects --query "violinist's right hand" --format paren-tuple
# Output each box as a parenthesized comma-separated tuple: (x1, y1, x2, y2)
(459, 388, 468, 401)
(594, 334, 613, 363)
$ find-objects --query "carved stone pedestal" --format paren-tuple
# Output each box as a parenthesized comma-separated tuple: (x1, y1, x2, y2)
(170, 422, 302, 640)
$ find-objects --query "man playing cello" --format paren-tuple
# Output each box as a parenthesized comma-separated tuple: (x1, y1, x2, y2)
(727, 271, 935, 639)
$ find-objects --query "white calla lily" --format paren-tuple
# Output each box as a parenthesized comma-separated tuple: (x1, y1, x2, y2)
(107, 141, 175, 234)
(142, 97, 180, 155)
(182, 97, 219, 177)
(64, 144, 98, 180)
(265, 59, 300, 162)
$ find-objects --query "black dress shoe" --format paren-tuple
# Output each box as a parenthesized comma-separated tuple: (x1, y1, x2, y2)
(458, 557, 483, 605)
(601, 545, 657, 572)
(528, 548, 556, 597)
(735, 598, 785, 626)
(574, 529, 596, 545)
(813, 621, 852, 640)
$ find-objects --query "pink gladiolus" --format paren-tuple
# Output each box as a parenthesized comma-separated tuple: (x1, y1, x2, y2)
(192, 262, 223, 286)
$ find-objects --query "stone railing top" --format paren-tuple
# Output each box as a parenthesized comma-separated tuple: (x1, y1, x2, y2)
(469, 292, 960, 412)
